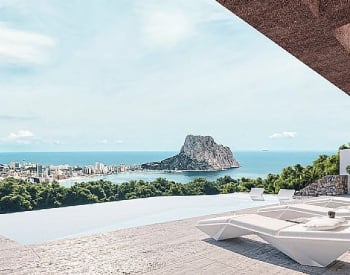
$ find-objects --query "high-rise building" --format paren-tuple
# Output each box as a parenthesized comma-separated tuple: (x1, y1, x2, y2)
(36, 164, 43, 177)
(95, 162, 105, 173)
(9, 161, 15, 170)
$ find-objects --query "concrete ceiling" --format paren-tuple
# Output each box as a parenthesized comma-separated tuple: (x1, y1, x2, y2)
(217, 0, 350, 96)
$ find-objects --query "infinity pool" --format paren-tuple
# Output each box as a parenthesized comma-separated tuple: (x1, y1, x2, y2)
(0, 193, 279, 244)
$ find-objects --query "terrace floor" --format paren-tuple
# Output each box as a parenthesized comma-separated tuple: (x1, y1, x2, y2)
(2, 204, 350, 274)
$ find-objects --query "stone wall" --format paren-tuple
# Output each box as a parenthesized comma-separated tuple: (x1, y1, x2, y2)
(297, 175, 349, 196)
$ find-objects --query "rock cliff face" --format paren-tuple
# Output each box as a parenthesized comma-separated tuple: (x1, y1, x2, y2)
(141, 135, 239, 171)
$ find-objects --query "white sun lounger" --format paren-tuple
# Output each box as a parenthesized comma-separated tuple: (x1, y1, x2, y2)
(257, 203, 350, 220)
(197, 203, 350, 241)
(249, 188, 264, 201)
(197, 214, 350, 267)
(277, 189, 295, 203)
(304, 197, 350, 208)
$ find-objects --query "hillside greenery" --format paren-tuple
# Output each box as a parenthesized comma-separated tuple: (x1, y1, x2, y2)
(0, 144, 349, 213)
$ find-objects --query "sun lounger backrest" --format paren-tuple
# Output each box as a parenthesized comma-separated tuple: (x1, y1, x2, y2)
(278, 189, 295, 198)
(249, 188, 265, 200)
(259, 203, 334, 215)
(229, 214, 293, 235)
(289, 203, 333, 214)
(305, 197, 350, 208)
(327, 201, 350, 208)
(257, 205, 319, 220)
(258, 203, 350, 220)
(249, 188, 264, 195)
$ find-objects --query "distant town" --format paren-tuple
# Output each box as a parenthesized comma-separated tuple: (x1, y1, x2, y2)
(0, 161, 141, 183)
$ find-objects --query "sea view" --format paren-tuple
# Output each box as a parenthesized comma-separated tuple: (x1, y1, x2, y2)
(2, 0, 350, 272)
(0, 149, 338, 245)
(0, 150, 335, 186)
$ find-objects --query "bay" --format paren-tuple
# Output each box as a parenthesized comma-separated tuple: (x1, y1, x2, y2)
(0, 150, 335, 185)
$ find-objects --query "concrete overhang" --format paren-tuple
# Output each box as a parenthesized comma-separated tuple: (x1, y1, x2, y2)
(217, 0, 350, 96)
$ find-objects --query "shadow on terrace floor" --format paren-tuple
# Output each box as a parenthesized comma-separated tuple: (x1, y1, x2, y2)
(204, 236, 350, 275)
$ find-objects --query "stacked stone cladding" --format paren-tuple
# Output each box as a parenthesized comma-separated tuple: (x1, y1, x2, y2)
(297, 175, 348, 196)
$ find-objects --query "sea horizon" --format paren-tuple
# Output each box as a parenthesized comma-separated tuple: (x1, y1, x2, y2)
(0, 149, 337, 153)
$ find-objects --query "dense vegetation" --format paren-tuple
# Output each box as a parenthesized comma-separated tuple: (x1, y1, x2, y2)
(0, 144, 349, 213)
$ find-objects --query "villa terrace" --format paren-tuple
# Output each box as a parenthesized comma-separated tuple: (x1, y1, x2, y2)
(2, 201, 350, 275)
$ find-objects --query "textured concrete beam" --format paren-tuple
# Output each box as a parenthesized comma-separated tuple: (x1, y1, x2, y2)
(217, 0, 350, 96)
(302, 0, 320, 18)
(336, 23, 350, 53)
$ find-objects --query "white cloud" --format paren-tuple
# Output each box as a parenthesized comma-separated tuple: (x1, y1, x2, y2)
(137, 0, 236, 49)
(5, 129, 35, 144)
(7, 129, 34, 139)
(0, 23, 56, 64)
(269, 131, 297, 139)
(142, 10, 195, 48)
(98, 139, 123, 144)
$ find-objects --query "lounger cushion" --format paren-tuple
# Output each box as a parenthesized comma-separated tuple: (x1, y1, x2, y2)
(304, 217, 346, 231)
(229, 214, 293, 235)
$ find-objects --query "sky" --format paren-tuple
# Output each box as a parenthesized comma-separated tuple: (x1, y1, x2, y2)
(0, 0, 349, 152)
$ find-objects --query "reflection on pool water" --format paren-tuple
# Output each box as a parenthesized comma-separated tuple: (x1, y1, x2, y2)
(0, 193, 279, 244)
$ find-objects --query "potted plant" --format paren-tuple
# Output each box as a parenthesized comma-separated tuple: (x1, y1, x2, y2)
(346, 165, 350, 175)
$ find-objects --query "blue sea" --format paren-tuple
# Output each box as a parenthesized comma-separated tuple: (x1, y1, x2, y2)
(0, 150, 335, 185)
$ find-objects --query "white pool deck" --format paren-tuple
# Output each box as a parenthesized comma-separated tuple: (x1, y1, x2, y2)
(2, 198, 350, 274)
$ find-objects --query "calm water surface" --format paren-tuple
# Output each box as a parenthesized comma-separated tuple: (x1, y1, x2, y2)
(0, 193, 279, 244)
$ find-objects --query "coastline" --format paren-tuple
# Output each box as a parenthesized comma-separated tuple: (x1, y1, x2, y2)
(142, 166, 239, 173)
(57, 174, 108, 184)
(58, 166, 240, 184)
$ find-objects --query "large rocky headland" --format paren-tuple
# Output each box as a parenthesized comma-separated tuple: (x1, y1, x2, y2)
(141, 135, 239, 171)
